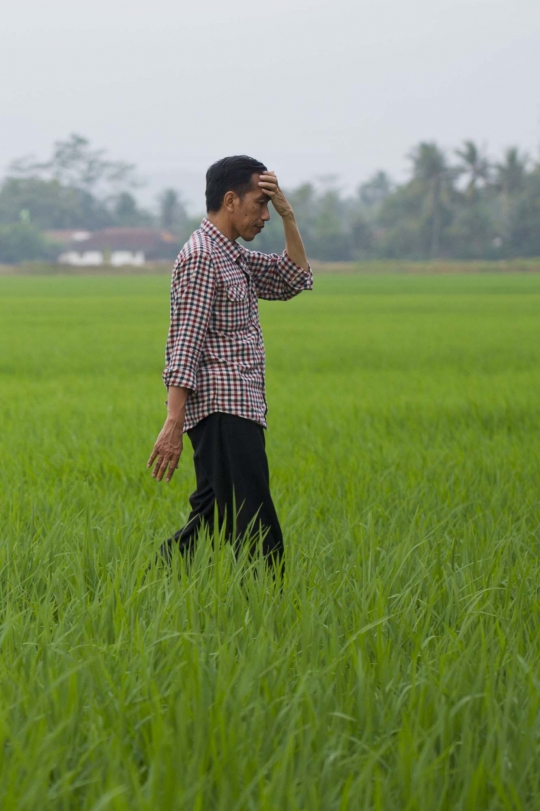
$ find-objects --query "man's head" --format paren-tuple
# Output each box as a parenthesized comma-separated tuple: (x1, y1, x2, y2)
(205, 155, 271, 241)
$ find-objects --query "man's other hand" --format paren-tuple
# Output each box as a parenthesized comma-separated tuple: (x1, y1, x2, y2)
(258, 172, 294, 219)
(147, 418, 184, 482)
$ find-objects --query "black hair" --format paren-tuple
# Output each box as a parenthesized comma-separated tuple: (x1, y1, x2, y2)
(205, 155, 267, 213)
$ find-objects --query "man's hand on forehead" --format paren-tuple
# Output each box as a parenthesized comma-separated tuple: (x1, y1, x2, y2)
(258, 171, 277, 191)
(258, 171, 293, 218)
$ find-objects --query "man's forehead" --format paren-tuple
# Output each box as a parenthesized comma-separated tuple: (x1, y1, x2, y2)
(244, 173, 267, 200)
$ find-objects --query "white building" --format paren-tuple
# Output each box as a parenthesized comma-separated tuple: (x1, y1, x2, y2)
(47, 228, 177, 266)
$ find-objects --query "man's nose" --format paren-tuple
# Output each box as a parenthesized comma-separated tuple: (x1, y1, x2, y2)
(261, 208, 271, 221)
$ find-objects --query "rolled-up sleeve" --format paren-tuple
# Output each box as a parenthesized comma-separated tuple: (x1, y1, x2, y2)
(244, 249, 313, 301)
(162, 251, 216, 390)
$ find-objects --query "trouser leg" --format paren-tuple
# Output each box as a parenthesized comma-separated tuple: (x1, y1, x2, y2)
(162, 412, 284, 571)
(191, 413, 284, 570)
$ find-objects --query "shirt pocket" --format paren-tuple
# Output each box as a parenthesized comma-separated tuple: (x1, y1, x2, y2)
(214, 278, 250, 332)
(227, 282, 247, 301)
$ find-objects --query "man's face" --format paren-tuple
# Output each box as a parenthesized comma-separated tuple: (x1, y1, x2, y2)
(230, 174, 271, 241)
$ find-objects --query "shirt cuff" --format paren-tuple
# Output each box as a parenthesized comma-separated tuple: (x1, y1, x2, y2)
(279, 251, 314, 288)
(162, 366, 197, 391)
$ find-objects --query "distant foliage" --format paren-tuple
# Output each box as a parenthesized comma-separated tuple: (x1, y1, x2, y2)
(257, 142, 540, 261)
(0, 177, 112, 231)
(0, 222, 59, 264)
(1, 135, 540, 261)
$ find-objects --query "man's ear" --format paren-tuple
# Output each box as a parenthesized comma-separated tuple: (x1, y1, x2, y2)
(223, 191, 236, 212)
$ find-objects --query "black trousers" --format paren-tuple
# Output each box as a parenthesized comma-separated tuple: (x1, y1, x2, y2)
(159, 413, 284, 570)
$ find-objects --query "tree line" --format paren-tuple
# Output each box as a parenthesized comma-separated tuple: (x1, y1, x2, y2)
(1, 135, 539, 263)
(0, 135, 193, 263)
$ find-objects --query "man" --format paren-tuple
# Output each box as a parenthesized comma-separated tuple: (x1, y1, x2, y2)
(147, 155, 312, 574)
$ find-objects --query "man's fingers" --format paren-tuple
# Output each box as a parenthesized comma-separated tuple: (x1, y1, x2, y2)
(164, 451, 181, 482)
(147, 447, 159, 468)
(155, 455, 172, 481)
(157, 450, 182, 482)
(165, 461, 179, 482)
(260, 178, 277, 185)
(152, 451, 169, 478)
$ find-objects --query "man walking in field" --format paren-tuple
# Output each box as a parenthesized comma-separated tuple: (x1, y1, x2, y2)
(147, 156, 312, 574)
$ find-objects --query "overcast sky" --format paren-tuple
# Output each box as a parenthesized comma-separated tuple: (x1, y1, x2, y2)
(2, 0, 539, 212)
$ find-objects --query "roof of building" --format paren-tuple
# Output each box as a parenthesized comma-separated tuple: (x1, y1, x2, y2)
(45, 230, 92, 246)
(72, 228, 177, 251)
(46, 227, 179, 258)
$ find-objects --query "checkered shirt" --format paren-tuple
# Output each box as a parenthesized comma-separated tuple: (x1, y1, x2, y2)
(163, 218, 313, 432)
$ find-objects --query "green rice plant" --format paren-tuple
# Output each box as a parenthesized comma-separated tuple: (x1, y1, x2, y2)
(0, 273, 539, 809)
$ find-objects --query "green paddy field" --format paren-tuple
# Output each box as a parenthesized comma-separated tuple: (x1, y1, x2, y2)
(1, 272, 540, 809)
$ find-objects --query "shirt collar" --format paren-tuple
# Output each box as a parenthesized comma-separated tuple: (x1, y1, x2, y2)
(200, 217, 245, 263)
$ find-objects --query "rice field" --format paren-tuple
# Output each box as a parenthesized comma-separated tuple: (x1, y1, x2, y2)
(1, 272, 540, 809)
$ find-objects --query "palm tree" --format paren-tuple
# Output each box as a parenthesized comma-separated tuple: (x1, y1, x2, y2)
(455, 141, 491, 199)
(159, 188, 188, 234)
(493, 148, 530, 242)
(359, 171, 393, 209)
(494, 147, 529, 197)
(409, 142, 456, 258)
